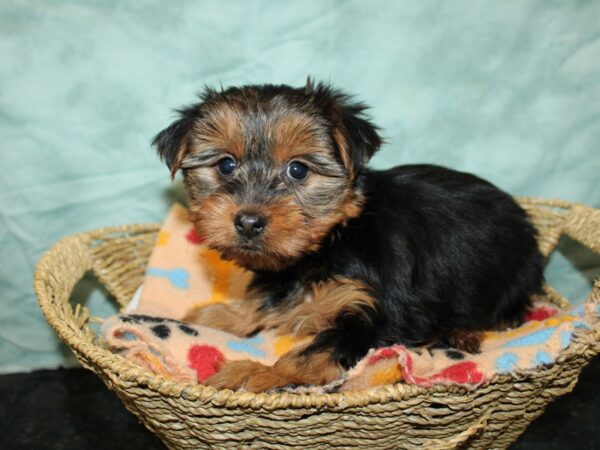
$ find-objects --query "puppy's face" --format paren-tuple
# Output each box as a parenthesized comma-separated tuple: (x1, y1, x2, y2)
(154, 82, 381, 271)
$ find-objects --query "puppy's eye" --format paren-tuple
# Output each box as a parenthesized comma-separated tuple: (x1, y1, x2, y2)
(216, 157, 236, 176)
(286, 161, 309, 181)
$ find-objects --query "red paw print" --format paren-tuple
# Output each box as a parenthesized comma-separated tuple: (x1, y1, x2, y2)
(525, 306, 559, 322)
(186, 228, 205, 245)
(187, 345, 225, 382)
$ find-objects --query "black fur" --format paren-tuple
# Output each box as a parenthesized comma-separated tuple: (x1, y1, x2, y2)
(250, 165, 545, 369)
(307, 80, 382, 174)
(152, 105, 200, 174)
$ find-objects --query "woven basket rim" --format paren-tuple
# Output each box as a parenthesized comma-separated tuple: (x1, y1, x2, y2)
(34, 197, 600, 410)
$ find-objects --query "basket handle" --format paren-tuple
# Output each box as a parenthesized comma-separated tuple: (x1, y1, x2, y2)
(34, 234, 95, 342)
(562, 204, 600, 256)
(562, 203, 600, 303)
(560, 203, 600, 352)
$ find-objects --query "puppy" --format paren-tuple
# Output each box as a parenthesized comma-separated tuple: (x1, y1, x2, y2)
(153, 80, 545, 391)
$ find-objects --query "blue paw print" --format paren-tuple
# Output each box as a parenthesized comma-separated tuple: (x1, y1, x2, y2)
(560, 330, 572, 349)
(495, 352, 519, 373)
(146, 267, 190, 289)
(502, 327, 556, 349)
(533, 351, 552, 366)
(227, 335, 266, 358)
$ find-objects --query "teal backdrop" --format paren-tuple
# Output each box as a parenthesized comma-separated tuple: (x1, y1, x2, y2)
(1, 1, 599, 373)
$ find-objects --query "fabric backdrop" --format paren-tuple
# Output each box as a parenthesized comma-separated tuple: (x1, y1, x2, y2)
(1, 0, 599, 373)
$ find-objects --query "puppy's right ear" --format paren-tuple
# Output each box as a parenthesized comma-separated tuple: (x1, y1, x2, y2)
(152, 105, 200, 179)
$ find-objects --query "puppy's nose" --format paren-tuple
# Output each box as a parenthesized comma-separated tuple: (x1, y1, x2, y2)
(234, 212, 266, 238)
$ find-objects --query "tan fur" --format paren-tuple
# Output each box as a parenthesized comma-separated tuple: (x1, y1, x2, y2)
(185, 277, 376, 340)
(188, 189, 363, 272)
(185, 278, 366, 391)
(340, 190, 365, 219)
(191, 103, 245, 159)
(332, 128, 354, 178)
(182, 297, 264, 337)
(270, 113, 328, 163)
(169, 145, 189, 179)
(265, 277, 376, 337)
(167, 103, 245, 177)
(447, 330, 483, 353)
(188, 194, 238, 252)
(306, 189, 365, 233)
(205, 348, 342, 391)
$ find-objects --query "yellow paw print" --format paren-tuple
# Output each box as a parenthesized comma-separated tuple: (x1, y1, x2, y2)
(156, 231, 170, 247)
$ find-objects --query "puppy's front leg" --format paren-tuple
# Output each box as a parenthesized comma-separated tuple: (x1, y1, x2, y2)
(205, 313, 377, 391)
(205, 278, 381, 391)
(183, 299, 263, 337)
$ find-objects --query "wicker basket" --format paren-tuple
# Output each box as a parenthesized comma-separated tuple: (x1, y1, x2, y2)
(34, 198, 600, 450)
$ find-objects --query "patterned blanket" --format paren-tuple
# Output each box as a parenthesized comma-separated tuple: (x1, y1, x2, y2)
(101, 205, 599, 392)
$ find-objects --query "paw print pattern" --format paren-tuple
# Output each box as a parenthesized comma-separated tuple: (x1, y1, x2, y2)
(146, 267, 190, 289)
(156, 230, 171, 247)
(188, 345, 224, 381)
(186, 228, 205, 244)
(227, 335, 266, 358)
(122, 315, 198, 339)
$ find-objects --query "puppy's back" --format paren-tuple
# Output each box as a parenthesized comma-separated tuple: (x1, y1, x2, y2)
(336, 164, 545, 346)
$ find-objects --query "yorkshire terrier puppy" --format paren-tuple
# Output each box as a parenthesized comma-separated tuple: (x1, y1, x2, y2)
(153, 80, 545, 391)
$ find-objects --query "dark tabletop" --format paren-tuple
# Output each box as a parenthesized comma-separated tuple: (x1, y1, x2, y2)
(1, 359, 598, 450)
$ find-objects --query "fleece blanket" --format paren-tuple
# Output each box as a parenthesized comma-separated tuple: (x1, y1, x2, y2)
(101, 205, 599, 392)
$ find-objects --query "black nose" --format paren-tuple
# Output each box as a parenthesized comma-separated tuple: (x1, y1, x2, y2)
(234, 212, 266, 238)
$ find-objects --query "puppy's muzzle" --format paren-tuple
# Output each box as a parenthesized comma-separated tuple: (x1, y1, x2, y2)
(234, 212, 267, 238)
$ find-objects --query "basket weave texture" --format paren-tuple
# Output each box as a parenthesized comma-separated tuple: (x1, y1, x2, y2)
(34, 198, 600, 450)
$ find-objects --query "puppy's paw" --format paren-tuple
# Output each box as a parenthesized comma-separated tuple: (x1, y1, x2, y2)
(205, 349, 343, 392)
(205, 360, 292, 392)
(447, 330, 482, 353)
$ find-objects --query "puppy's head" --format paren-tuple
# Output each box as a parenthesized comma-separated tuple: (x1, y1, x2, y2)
(153, 80, 381, 271)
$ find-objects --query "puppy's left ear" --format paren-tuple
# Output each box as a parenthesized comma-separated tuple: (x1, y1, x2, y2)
(152, 105, 200, 179)
(308, 81, 382, 178)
